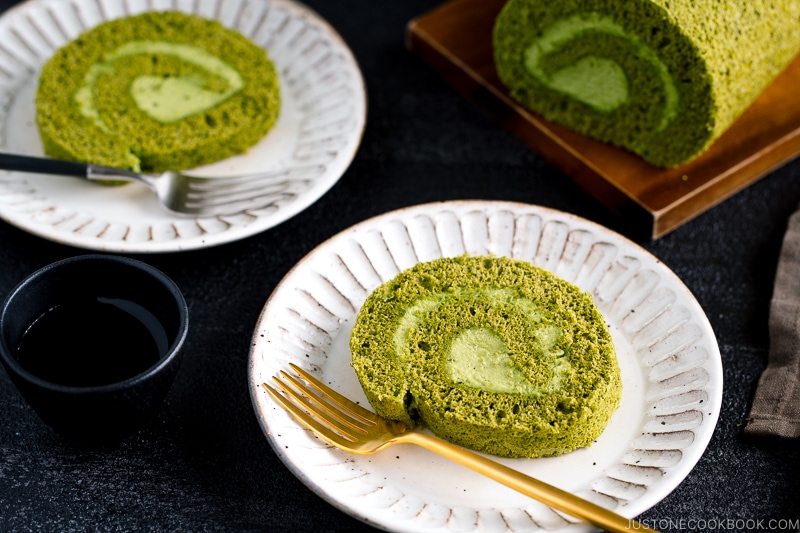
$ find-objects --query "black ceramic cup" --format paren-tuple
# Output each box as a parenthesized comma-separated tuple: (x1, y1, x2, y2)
(0, 254, 189, 442)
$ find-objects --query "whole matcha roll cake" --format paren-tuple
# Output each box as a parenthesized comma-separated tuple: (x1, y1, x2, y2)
(36, 11, 280, 173)
(493, 0, 800, 167)
(350, 255, 622, 458)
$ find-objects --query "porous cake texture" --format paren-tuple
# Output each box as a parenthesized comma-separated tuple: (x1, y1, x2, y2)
(36, 11, 280, 173)
(350, 255, 622, 458)
(493, 0, 800, 167)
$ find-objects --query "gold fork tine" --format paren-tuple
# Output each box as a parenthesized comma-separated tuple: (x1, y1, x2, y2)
(288, 363, 379, 422)
(274, 371, 370, 435)
(268, 377, 359, 441)
(262, 382, 357, 447)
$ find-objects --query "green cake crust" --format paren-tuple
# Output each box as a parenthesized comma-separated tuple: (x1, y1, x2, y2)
(350, 255, 622, 458)
(36, 11, 280, 173)
(493, 0, 800, 167)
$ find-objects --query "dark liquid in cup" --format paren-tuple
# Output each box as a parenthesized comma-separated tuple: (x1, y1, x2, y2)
(15, 297, 169, 387)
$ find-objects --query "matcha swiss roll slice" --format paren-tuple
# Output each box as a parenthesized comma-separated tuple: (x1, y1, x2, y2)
(36, 11, 280, 174)
(350, 255, 622, 459)
(493, 0, 800, 167)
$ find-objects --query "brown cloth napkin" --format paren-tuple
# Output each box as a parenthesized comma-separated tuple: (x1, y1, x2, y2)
(745, 207, 800, 437)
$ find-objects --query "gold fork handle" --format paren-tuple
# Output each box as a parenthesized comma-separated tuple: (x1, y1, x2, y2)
(398, 431, 659, 533)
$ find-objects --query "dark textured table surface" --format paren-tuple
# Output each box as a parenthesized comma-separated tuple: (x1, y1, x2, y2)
(0, 1, 799, 532)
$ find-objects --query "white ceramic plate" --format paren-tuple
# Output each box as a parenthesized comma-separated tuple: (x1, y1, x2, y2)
(0, 0, 365, 252)
(249, 200, 723, 533)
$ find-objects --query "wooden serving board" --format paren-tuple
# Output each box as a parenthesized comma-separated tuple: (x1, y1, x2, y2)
(406, 0, 800, 239)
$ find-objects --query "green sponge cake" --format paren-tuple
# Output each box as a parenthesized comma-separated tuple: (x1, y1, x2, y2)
(493, 0, 800, 167)
(350, 255, 621, 458)
(36, 11, 280, 173)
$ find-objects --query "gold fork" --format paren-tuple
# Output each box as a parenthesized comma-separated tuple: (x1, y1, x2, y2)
(263, 363, 659, 533)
